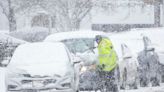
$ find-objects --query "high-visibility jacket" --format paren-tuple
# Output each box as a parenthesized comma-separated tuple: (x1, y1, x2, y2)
(97, 38, 118, 71)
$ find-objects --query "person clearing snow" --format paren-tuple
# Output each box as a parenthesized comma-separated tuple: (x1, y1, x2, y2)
(138, 36, 160, 87)
(119, 44, 139, 90)
(94, 35, 119, 92)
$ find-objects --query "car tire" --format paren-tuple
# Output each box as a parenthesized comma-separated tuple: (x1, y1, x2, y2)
(121, 68, 127, 89)
(140, 76, 149, 87)
(151, 77, 160, 87)
(133, 78, 138, 89)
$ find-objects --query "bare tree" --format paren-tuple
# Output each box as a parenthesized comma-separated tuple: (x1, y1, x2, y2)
(0, 0, 17, 32)
(39, 0, 92, 31)
(0, 0, 41, 32)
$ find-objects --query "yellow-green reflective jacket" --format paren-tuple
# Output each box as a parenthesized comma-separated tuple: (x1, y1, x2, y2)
(98, 38, 118, 71)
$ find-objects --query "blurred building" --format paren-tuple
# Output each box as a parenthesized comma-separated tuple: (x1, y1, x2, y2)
(81, 0, 163, 32)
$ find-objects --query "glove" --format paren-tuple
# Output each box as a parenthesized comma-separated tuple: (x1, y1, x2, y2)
(97, 64, 105, 71)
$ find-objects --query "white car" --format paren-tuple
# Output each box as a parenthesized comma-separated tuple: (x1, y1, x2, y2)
(44, 31, 107, 63)
(44, 30, 108, 69)
(44, 31, 120, 91)
(119, 44, 139, 89)
(5, 42, 80, 92)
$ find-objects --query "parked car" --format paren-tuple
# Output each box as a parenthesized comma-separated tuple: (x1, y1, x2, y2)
(44, 30, 120, 91)
(137, 36, 160, 87)
(5, 42, 80, 92)
(44, 31, 107, 67)
(119, 44, 139, 89)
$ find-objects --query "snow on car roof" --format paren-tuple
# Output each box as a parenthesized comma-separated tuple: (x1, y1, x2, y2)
(44, 30, 108, 42)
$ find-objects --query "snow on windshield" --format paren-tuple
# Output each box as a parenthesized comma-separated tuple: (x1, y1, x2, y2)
(8, 42, 70, 67)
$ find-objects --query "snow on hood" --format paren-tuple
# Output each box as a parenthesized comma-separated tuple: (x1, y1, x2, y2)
(8, 42, 73, 76)
(44, 30, 108, 42)
(8, 62, 72, 77)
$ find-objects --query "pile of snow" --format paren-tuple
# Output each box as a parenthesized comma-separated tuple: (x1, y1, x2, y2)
(0, 33, 27, 44)
(9, 27, 50, 42)
(0, 30, 9, 34)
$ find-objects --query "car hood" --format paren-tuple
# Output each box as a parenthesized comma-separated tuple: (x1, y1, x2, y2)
(7, 63, 73, 77)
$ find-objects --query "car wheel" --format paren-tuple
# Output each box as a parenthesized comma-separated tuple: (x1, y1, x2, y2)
(115, 66, 120, 92)
(122, 68, 127, 89)
(140, 76, 149, 87)
(151, 77, 160, 87)
(133, 77, 138, 89)
(72, 64, 80, 92)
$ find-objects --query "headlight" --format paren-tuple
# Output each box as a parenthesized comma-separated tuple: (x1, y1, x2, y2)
(7, 80, 21, 91)
(80, 66, 87, 73)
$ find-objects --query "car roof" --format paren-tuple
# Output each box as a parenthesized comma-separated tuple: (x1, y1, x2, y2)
(44, 30, 108, 42)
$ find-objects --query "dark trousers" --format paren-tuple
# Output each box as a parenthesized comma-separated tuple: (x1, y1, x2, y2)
(97, 68, 119, 92)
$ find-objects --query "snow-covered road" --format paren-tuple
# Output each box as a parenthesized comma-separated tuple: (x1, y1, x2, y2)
(81, 84, 164, 92)
(0, 67, 6, 92)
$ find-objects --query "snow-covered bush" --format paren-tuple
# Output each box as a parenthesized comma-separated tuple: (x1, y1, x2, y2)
(0, 33, 26, 67)
(9, 27, 50, 42)
(0, 40, 18, 67)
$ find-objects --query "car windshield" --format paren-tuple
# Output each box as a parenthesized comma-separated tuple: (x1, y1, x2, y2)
(62, 38, 94, 54)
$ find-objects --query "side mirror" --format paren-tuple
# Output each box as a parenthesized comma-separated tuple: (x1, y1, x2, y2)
(72, 56, 81, 65)
(70, 53, 82, 65)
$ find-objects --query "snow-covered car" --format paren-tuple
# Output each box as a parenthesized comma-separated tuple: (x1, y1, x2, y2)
(44, 30, 106, 54)
(119, 44, 139, 89)
(5, 42, 80, 92)
(137, 36, 160, 87)
(44, 31, 116, 90)
(44, 31, 107, 66)
(159, 51, 164, 82)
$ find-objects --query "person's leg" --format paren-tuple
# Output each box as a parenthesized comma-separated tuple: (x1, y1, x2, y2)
(97, 71, 106, 92)
(106, 69, 119, 92)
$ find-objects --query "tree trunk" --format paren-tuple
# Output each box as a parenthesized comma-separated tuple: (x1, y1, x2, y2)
(8, 0, 17, 32)
(154, 0, 161, 27)
(71, 20, 80, 31)
(163, 0, 164, 26)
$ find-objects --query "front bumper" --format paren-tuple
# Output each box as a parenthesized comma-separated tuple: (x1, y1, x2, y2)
(8, 89, 74, 92)
(7, 76, 73, 91)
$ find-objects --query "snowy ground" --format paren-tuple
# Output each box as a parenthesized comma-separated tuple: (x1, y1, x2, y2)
(0, 68, 6, 92)
(81, 84, 164, 92)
